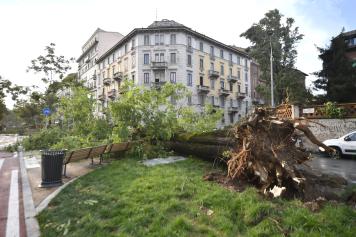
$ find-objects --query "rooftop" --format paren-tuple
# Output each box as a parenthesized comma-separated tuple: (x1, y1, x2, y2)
(148, 19, 186, 28)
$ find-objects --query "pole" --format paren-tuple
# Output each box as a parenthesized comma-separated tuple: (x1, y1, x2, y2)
(270, 40, 274, 108)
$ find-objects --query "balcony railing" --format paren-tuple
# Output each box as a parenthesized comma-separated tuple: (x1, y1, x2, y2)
(228, 106, 239, 113)
(208, 70, 219, 79)
(103, 77, 111, 86)
(218, 89, 231, 97)
(151, 61, 168, 70)
(92, 75, 96, 80)
(236, 92, 246, 99)
(113, 72, 123, 81)
(227, 75, 238, 83)
(108, 89, 117, 99)
(196, 85, 210, 93)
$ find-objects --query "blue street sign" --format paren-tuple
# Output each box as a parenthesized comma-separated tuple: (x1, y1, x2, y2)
(42, 108, 51, 116)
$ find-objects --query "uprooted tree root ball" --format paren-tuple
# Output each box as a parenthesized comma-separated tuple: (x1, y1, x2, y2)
(227, 107, 338, 200)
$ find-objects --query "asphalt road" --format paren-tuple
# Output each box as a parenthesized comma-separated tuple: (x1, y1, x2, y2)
(308, 153, 356, 184)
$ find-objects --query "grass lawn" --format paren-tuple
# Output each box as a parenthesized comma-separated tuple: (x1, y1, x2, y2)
(38, 157, 356, 237)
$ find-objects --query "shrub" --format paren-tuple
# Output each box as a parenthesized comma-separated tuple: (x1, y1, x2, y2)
(22, 127, 64, 151)
(323, 102, 345, 118)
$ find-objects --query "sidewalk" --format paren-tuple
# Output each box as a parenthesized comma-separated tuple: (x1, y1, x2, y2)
(0, 150, 99, 237)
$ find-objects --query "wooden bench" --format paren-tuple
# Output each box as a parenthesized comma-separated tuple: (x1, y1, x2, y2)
(62, 142, 132, 176)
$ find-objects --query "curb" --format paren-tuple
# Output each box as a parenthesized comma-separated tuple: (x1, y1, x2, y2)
(35, 177, 79, 214)
(18, 151, 40, 237)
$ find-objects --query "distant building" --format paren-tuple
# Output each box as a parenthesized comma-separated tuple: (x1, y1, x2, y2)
(341, 30, 356, 65)
(91, 19, 254, 126)
(76, 28, 124, 91)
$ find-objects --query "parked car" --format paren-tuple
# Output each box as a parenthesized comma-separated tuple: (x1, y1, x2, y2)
(319, 131, 356, 159)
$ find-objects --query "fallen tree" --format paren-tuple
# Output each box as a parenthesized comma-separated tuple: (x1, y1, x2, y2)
(167, 107, 349, 201)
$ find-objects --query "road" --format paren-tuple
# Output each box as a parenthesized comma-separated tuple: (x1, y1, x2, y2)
(308, 153, 356, 184)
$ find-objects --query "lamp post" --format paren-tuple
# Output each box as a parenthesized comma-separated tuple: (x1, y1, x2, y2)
(266, 30, 275, 108)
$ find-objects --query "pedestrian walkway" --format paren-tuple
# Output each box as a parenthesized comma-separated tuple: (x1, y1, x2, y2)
(0, 152, 27, 237)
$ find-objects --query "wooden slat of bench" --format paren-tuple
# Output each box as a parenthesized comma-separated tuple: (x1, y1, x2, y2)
(69, 148, 92, 162)
(88, 145, 107, 158)
(107, 142, 130, 153)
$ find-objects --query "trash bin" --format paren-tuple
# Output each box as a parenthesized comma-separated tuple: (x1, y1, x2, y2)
(40, 150, 65, 188)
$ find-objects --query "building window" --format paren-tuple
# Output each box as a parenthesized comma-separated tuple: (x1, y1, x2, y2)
(187, 73, 192, 86)
(229, 68, 232, 76)
(211, 96, 215, 105)
(210, 79, 215, 89)
(237, 56, 240, 65)
(170, 34, 176, 44)
(220, 49, 224, 58)
(220, 97, 225, 107)
(170, 72, 176, 83)
(187, 36, 192, 46)
(132, 55, 136, 68)
(210, 46, 214, 56)
(160, 53, 164, 62)
(229, 53, 233, 63)
(245, 85, 248, 95)
(170, 53, 176, 64)
(199, 58, 204, 71)
(144, 73, 150, 84)
(155, 34, 159, 45)
(187, 55, 192, 67)
(160, 34, 164, 45)
(144, 35, 150, 45)
(144, 54, 150, 65)
(124, 44, 128, 54)
(220, 64, 224, 75)
(112, 53, 115, 62)
(112, 65, 116, 74)
(187, 96, 192, 105)
(124, 58, 128, 72)
(237, 70, 241, 79)
(238, 84, 241, 92)
(199, 94, 205, 106)
(229, 113, 234, 124)
(210, 62, 214, 70)
(220, 80, 225, 89)
(229, 82, 233, 91)
(245, 72, 248, 82)
(131, 39, 135, 49)
(199, 41, 204, 51)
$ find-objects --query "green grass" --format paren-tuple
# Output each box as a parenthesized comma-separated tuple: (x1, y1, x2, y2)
(38, 157, 356, 237)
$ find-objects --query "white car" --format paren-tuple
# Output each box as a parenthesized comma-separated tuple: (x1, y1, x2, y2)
(319, 131, 356, 158)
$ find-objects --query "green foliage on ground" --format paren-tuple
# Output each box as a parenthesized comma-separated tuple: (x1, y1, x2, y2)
(37, 157, 356, 237)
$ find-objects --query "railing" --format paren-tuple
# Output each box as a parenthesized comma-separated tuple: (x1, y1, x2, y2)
(186, 45, 193, 53)
(103, 78, 111, 85)
(236, 92, 246, 99)
(228, 107, 239, 113)
(196, 85, 210, 93)
(218, 89, 231, 96)
(98, 94, 105, 101)
(108, 89, 117, 99)
(151, 61, 167, 69)
(113, 72, 123, 81)
(227, 75, 238, 83)
(208, 70, 219, 78)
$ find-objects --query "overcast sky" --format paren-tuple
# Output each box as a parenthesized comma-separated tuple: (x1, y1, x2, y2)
(0, 0, 355, 108)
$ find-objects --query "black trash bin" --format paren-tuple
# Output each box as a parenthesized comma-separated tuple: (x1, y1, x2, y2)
(40, 150, 66, 188)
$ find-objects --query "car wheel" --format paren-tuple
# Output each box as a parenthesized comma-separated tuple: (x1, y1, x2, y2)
(330, 147, 342, 159)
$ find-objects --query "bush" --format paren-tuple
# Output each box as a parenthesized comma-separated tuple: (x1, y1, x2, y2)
(323, 102, 345, 118)
(51, 135, 90, 150)
(22, 127, 64, 151)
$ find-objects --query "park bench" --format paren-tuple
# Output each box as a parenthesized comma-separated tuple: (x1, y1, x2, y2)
(62, 142, 131, 176)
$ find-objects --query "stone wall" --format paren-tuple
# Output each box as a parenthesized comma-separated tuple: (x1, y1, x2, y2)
(301, 118, 356, 152)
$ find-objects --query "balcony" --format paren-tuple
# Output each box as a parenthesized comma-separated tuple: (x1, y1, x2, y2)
(103, 77, 112, 86)
(218, 89, 231, 97)
(227, 75, 238, 83)
(196, 85, 210, 93)
(210, 55, 215, 61)
(208, 70, 219, 79)
(228, 106, 239, 113)
(108, 89, 117, 99)
(236, 92, 246, 99)
(186, 45, 193, 53)
(151, 61, 168, 70)
(92, 75, 96, 80)
(113, 72, 123, 81)
(98, 93, 105, 101)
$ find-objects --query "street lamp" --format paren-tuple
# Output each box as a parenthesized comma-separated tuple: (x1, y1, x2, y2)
(267, 31, 275, 108)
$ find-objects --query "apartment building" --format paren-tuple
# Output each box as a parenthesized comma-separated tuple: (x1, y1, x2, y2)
(93, 19, 254, 125)
(77, 28, 124, 90)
